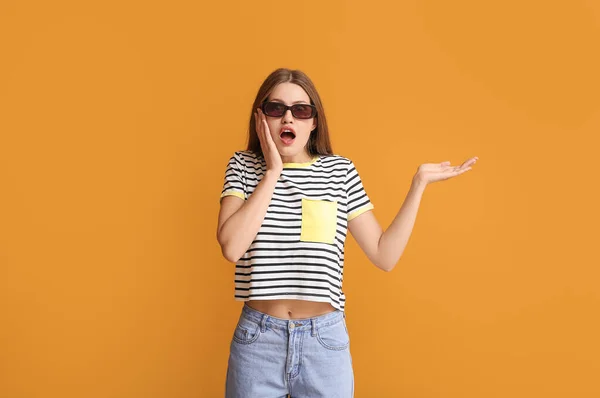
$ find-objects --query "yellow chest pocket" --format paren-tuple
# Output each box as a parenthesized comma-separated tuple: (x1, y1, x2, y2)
(300, 198, 338, 244)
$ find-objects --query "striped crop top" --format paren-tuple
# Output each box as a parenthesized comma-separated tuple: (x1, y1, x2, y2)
(219, 150, 374, 311)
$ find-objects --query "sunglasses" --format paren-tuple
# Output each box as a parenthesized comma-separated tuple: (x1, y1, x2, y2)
(261, 101, 317, 119)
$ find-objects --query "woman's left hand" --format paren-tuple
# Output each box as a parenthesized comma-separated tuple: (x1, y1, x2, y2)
(414, 156, 479, 185)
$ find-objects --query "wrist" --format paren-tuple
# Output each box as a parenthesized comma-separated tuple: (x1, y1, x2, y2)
(265, 169, 282, 180)
(411, 174, 428, 191)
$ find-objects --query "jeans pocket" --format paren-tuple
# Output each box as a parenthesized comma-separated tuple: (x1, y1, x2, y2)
(232, 316, 261, 345)
(316, 319, 350, 351)
(300, 198, 338, 244)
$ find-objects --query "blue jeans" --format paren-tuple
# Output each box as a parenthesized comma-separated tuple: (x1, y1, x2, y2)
(225, 303, 354, 397)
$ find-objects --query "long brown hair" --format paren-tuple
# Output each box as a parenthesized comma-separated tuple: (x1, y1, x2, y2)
(246, 68, 333, 158)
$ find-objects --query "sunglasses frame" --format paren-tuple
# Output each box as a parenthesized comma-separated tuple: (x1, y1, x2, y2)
(261, 101, 317, 119)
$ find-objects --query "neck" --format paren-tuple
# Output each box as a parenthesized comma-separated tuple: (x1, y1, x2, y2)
(281, 152, 313, 164)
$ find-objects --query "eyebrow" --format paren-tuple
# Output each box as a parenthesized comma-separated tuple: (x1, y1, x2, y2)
(270, 98, 309, 104)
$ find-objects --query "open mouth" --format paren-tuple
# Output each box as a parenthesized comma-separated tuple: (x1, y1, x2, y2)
(280, 129, 296, 145)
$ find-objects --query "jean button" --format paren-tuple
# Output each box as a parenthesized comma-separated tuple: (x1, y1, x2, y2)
(289, 322, 295, 329)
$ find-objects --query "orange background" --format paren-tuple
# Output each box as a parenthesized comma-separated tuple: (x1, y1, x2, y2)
(1, 1, 599, 397)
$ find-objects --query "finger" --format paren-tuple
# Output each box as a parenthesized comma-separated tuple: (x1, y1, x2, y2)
(435, 163, 453, 171)
(256, 114, 265, 150)
(260, 117, 267, 141)
(256, 110, 262, 135)
(444, 164, 465, 173)
(462, 159, 476, 168)
(419, 163, 450, 171)
(464, 157, 478, 166)
(259, 111, 274, 154)
(441, 168, 470, 180)
(262, 117, 276, 147)
(457, 160, 472, 170)
(256, 110, 267, 152)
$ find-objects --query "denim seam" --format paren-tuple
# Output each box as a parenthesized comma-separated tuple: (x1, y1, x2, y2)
(289, 331, 304, 379)
(315, 323, 350, 351)
(242, 315, 343, 332)
(260, 314, 267, 333)
(232, 321, 261, 345)
(242, 305, 344, 327)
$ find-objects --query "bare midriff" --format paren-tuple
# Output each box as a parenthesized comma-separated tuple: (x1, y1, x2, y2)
(246, 299, 337, 320)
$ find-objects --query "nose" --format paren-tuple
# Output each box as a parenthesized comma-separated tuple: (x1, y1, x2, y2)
(282, 109, 294, 123)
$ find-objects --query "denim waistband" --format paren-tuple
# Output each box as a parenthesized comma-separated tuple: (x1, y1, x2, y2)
(242, 302, 345, 332)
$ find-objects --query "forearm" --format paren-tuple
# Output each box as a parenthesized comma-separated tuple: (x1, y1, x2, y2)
(218, 170, 280, 262)
(377, 176, 427, 271)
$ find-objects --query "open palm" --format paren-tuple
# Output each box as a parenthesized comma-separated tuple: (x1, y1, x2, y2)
(415, 156, 479, 185)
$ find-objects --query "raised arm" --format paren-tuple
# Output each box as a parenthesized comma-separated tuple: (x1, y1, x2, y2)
(348, 157, 478, 272)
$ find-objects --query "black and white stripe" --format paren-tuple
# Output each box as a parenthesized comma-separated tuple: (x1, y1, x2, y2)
(220, 150, 374, 312)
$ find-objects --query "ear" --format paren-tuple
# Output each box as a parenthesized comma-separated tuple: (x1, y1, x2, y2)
(312, 117, 317, 131)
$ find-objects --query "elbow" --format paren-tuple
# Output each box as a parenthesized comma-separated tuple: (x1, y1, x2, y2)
(224, 253, 240, 264)
(379, 264, 395, 272)
(217, 233, 240, 263)
(374, 239, 402, 272)
(375, 257, 399, 272)
(380, 250, 404, 272)
(221, 245, 241, 263)
(220, 242, 242, 263)
(217, 230, 246, 263)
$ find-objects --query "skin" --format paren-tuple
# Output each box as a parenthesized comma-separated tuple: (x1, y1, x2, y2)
(219, 82, 479, 319)
(256, 82, 317, 166)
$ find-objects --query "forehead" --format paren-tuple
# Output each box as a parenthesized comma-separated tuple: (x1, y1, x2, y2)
(268, 82, 310, 103)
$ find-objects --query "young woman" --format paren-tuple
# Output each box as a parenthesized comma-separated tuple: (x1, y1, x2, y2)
(217, 68, 478, 397)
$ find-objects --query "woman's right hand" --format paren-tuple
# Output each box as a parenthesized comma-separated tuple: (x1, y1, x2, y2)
(255, 108, 283, 174)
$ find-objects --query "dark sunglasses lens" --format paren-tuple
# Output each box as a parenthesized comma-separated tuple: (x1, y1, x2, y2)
(263, 102, 285, 117)
(292, 104, 315, 119)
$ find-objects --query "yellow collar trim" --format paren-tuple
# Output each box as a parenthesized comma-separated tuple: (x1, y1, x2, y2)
(282, 156, 320, 168)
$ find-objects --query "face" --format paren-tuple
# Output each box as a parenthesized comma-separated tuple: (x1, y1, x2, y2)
(264, 82, 317, 162)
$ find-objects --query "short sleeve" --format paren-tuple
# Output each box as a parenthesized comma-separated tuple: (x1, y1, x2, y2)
(345, 160, 374, 221)
(220, 152, 246, 202)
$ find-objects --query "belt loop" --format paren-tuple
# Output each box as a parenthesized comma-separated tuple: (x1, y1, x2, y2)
(311, 318, 317, 337)
(260, 314, 268, 333)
